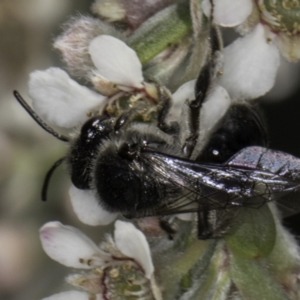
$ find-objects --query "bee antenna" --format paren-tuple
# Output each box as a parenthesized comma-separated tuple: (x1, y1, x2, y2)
(13, 90, 70, 142)
(42, 157, 65, 202)
(209, 0, 215, 23)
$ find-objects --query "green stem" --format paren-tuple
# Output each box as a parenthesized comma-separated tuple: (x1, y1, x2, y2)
(171, 239, 213, 275)
(128, 2, 192, 64)
(160, 239, 217, 299)
(192, 244, 231, 300)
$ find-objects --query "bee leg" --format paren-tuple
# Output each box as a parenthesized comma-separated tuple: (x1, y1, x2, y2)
(182, 61, 212, 158)
(197, 205, 213, 239)
(210, 25, 223, 54)
(156, 86, 180, 135)
(114, 102, 149, 132)
(182, 26, 222, 158)
(114, 108, 138, 132)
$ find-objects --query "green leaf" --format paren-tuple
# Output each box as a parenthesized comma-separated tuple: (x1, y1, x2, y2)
(225, 205, 276, 258)
(191, 242, 231, 300)
(160, 239, 217, 299)
(230, 255, 290, 300)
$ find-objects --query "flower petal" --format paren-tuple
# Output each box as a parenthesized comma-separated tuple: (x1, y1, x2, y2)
(41, 291, 102, 300)
(54, 16, 119, 80)
(200, 85, 231, 133)
(69, 184, 118, 226)
(40, 221, 109, 268)
(114, 221, 154, 279)
(191, 85, 232, 160)
(218, 24, 280, 100)
(92, 0, 126, 22)
(89, 35, 144, 88)
(29, 67, 106, 128)
(169, 80, 196, 121)
(202, 0, 252, 27)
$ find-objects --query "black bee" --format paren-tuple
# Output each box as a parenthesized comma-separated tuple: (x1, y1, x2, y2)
(14, 77, 300, 240)
(13, 27, 300, 239)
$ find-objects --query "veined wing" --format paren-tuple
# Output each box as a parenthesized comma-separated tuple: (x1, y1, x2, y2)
(228, 146, 300, 217)
(137, 148, 300, 215)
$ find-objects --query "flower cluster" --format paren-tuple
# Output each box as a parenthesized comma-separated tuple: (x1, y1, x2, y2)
(40, 221, 159, 300)
(29, 1, 300, 299)
(202, 0, 300, 100)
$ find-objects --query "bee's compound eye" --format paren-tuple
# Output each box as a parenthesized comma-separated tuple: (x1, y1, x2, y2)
(118, 143, 139, 161)
(81, 116, 110, 137)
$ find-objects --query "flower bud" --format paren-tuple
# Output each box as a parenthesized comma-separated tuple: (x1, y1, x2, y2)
(54, 16, 120, 79)
(92, 0, 126, 23)
(92, 0, 175, 29)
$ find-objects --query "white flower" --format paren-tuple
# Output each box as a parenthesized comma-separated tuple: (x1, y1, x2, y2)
(29, 35, 146, 129)
(203, 0, 300, 65)
(201, 0, 300, 100)
(40, 221, 111, 269)
(202, 0, 253, 27)
(29, 68, 105, 128)
(89, 35, 143, 89)
(68, 184, 118, 226)
(39, 220, 155, 300)
(217, 24, 280, 101)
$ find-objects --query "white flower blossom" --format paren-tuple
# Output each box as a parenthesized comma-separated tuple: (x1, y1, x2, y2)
(202, 0, 253, 27)
(202, 0, 300, 100)
(29, 67, 105, 128)
(218, 24, 280, 101)
(89, 35, 144, 89)
(29, 35, 147, 129)
(40, 221, 156, 300)
(203, 0, 300, 55)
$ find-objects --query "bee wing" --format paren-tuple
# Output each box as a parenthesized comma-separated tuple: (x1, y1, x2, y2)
(228, 146, 300, 217)
(140, 149, 300, 216)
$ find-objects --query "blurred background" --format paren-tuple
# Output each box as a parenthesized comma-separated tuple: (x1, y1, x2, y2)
(0, 1, 105, 299)
(0, 1, 300, 299)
